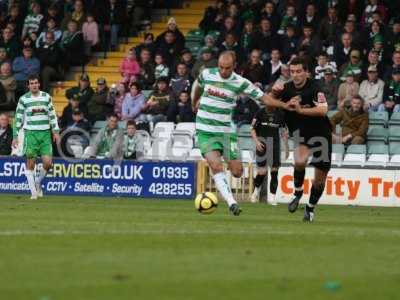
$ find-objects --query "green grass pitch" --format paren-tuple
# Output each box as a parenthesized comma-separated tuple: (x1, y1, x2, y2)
(0, 195, 399, 300)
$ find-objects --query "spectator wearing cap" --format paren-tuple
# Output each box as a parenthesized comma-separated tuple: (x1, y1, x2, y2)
(22, 2, 44, 38)
(60, 96, 82, 129)
(378, 67, 400, 113)
(383, 50, 400, 81)
(36, 31, 63, 92)
(137, 48, 155, 90)
(121, 82, 145, 121)
(87, 78, 113, 123)
(314, 52, 337, 80)
(191, 47, 217, 79)
(137, 77, 172, 125)
(0, 62, 16, 111)
(0, 113, 12, 155)
(371, 34, 385, 61)
(318, 67, 340, 110)
(135, 33, 155, 58)
(12, 47, 40, 96)
(330, 95, 369, 145)
(249, 18, 279, 61)
(338, 72, 360, 109)
(65, 74, 94, 115)
(361, 50, 384, 80)
(170, 63, 192, 99)
(280, 24, 299, 63)
(359, 65, 384, 111)
(120, 48, 141, 85)
(60, 20, 85, 70)
(240, 49, 267, 88)
(339, 49, 363, 82)
(155, 17, 185, 52)
(0, 27, 20, 61)
(333, 33, 354, 69)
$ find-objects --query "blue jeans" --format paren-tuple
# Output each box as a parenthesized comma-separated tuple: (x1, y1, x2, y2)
(111, 24, 119, 47)
(377, 103, 400, 113)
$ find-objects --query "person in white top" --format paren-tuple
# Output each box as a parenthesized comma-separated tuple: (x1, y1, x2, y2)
(358, 65, 384, 111)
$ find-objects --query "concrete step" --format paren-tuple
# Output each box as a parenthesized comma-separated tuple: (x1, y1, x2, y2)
(97, 58, 122, 67)
(166, 15, 202, 23)
(152, 22, 197, 30)
(71, 73, 122, 83)
(170, 8, 204, 15)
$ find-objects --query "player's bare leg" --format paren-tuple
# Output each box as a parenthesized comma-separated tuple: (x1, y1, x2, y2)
(303, 168, 329, 222)
(205, 151, 242, 215)
(35, 156, 52, 198)
(25, 159, 37, 200)
(288, 144, 310, 213)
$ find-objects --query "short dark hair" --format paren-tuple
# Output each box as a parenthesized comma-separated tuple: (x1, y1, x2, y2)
(27, 74, 40, 83)
(108, 113, 118, 120)
(129, 81, 141, 91)
(289, 57, 308, 71)
(127, 120, 136, 128)
(352, 94, 364, 104)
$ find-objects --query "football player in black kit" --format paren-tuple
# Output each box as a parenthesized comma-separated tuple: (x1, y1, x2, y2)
(263, 57, 332, 222)
(250, 106, 288, 205)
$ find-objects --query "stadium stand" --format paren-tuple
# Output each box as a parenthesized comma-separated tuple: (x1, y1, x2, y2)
(2, 0, 400, 165)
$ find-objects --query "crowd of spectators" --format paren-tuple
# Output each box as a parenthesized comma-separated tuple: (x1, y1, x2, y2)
(2, 0, 400, 157)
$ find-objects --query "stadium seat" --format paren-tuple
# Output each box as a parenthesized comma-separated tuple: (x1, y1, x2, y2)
(175, 122, 196, 137)
(118, 120, 127, 129)
(238, 124, 252, 137)
(136, 130, 151, 152)
(367, 144, 389, 164)
(389, 126, 400, 142)
(367, 127, 388, 143)
(369, 111, 388, 127)
(388, 112, 400, 126)
(167, 147, 190, 161)
(142, 90, 152, 99)
(240, 150, 254, 163)
(185, 29, 204, 42)
(188, 148, 203, 161)
(93, 120, 107, 131)
(343, 145, 366, 165)
(389, 141, 400, 155)
(238, 137, 255, 151)
(332, 144, 345, 163)
(152, 122, 175, 138)
(172, 132, 194, 149)
(145, 138, 171, 160)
